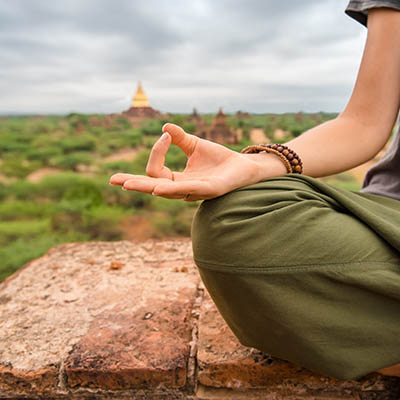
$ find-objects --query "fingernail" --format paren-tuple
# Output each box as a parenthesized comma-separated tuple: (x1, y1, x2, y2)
(162, 123, 168, 132)
(151, 191, 157, 196)
(122, 187, 127, 191)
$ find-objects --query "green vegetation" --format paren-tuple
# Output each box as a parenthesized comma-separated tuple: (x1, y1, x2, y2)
(0, 111, 362, 282)
(321, 172, 362, 192)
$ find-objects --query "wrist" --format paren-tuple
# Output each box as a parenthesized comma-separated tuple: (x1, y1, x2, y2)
(246, 152, 288, 181)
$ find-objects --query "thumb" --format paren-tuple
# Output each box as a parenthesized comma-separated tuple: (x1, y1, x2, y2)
(162, 123, 198, 157)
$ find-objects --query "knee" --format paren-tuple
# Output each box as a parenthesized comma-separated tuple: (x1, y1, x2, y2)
(192, 190, 239, 267)
(191, 176, 335, 269)
(191, 179, 294, 268)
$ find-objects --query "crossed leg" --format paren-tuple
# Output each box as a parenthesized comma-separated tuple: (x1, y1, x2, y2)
(191, 175, 400, 380)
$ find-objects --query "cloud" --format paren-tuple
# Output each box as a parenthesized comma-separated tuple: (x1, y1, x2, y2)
(0, 0, 366, 114)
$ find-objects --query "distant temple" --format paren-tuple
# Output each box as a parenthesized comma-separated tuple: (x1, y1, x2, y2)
(122, 82, 162, 119)
(196, 108, 238, 144)
(188, 108, 202, 124)
(187, 108, 206, 130)
(236, 110, 250, 119)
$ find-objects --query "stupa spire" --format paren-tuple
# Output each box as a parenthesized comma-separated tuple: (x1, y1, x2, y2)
(131, 81, 150, 108)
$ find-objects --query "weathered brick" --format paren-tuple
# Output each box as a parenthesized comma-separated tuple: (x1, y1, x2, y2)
(0, 364, 59, 396)
(197, 289, 400, 399)
(0, 239, 199, 396)
(64, 296, 194, 389)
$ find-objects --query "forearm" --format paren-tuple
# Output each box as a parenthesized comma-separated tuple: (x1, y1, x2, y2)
(284, 114, 394, 177)
(250, 115, 392, 179)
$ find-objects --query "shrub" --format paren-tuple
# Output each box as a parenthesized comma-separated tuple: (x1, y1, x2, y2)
(0, 201, 56, 220)
(6, 180, 41, 201)
(51, 204, 128, 241)
(165, 145, 187, 171)
(46, 179, 105, 237)
(66, 112, 90, 127)
(59, 134, 96, 153)
(61, 180, 104, 209)
(37, 173, 84, 200)
(140, 119, 164, 136)
(0, 183, 7, 201)
(114, 116, 132, 129)
(181, 121, 196, 133)
(0, 138, 31, 155)
(81, 206, 129, 240)
(142, 136, 159, 148)
(0, 158, 42, 179)
(150, 210, 194, 237)
(104, 184, 152, 208)
(96, 144, 114, 157)
(103, 135, 130, 150)
(38, 173, 106, 203)
(25, 146, 62, 163)
(168, 115, 185, 126)
(150, 195, 196, 216)
(50, 152, 92, 170)
(124, 129, 143, 147)
(100, 161, 134, 174)
(0, 232, 89, 282)
(0, 218, 51, 245)
(131, 150, 152, 174)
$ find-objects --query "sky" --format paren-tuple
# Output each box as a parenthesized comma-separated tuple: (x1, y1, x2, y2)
(0, 0, 367, 115)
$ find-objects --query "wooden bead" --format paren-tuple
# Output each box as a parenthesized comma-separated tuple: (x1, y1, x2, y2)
(240, 143, 303, 174)
(294, 165, 302, 173)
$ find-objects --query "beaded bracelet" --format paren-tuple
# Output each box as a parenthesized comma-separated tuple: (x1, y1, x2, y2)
(241, 144, 303, 174)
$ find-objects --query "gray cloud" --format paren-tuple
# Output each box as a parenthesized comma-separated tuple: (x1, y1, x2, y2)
(0, 0, 366, 114)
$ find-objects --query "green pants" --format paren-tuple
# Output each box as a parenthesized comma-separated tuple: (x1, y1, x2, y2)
(191, 174, 400, 380)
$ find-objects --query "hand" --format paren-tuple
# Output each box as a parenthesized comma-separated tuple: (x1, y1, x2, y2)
(109, 123, 286, 201)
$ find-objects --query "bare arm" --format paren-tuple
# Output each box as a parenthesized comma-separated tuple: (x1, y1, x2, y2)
(256, 8, 400, 178)
(110, 8, 400, 200)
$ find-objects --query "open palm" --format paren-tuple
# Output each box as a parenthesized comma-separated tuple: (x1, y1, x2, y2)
(109, 123, 273, 201)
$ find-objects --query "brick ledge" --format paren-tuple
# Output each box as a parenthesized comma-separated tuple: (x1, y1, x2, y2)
(0, 239, 399, 399)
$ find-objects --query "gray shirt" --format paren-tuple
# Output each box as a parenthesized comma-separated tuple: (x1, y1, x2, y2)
(345, 0, 400, 201)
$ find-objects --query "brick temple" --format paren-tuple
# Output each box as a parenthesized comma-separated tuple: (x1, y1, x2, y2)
(196, 108, 238, 144)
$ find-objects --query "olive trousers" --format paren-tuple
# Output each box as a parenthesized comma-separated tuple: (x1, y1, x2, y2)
(191, 174, 400, 380)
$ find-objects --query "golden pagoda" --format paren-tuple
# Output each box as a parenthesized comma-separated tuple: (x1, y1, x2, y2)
(123, 81, 162, 119)
(131, 81, 150, 108)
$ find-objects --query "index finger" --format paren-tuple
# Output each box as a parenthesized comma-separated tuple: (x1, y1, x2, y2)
(162, 123, 199, 157)
(146, 132, 174, 179)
